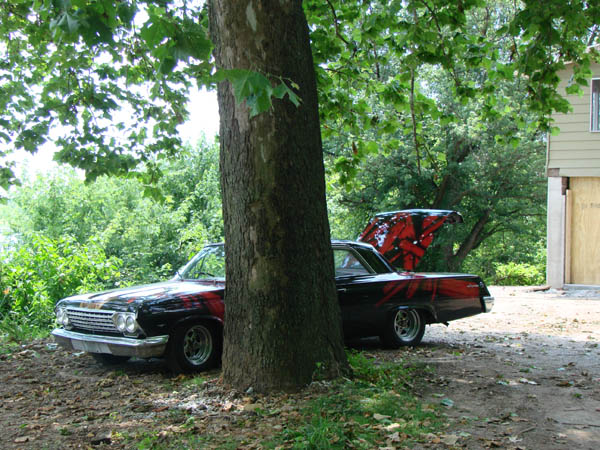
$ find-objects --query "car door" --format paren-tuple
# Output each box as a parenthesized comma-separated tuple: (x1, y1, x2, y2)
(333, 246, 381, 338)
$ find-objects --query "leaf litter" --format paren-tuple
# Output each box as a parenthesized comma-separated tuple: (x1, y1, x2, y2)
(1, 287, 599, 449)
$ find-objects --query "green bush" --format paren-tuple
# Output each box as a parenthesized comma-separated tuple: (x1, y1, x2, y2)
(0, 235, 122, 337)
(493, 261, 545, 286)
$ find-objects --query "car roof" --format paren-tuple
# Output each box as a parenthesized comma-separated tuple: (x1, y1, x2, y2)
(330, 239, 376, 250)
(206, 240, 375, 249)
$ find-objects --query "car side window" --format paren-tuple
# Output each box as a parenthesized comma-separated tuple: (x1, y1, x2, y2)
(333, 249, 371, 278)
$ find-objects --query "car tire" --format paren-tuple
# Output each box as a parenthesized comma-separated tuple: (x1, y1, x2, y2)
(381, 308, 425, 348)
(91, 353, 131, 365)
(167, 321, 221, 373)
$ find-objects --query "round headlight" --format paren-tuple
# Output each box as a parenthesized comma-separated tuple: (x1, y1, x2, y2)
(115, 314, 126, 331)
(125, 316, 137, 333)
(56, 308, 65, 324)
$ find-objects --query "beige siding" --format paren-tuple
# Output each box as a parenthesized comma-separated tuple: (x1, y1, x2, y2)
(548, 62, 600, 176)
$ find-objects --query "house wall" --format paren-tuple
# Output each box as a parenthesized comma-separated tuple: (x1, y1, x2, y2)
(548, 62, 600, 177)
(547, 62, 600, 287)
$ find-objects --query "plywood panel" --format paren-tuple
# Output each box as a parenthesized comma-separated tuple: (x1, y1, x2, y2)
(569, 177, 600, 285)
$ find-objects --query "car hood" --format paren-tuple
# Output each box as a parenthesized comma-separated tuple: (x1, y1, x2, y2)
(58, 280, 224, 311)
(358, 209, 462, 270)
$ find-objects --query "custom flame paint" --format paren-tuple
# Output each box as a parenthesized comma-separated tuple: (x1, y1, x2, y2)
(358, 209, 462, 270)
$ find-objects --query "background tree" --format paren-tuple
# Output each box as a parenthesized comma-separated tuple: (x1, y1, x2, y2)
(311, 0, 581, 276)
(3, 141, 223, 283)
(326, 63, 547, 274)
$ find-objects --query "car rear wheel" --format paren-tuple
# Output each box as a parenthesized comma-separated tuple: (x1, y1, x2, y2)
(381, 308, 425, 348)
(91, 353, 131, 366)
(167, 321, 221, 373)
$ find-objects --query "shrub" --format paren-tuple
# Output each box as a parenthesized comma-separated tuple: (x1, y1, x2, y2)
(0, 235, 122, 336)
(493, 261, 545, 286)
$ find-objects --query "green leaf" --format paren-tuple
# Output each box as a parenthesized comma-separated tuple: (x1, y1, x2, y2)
(159, 57, 176, 74)
(272, 82, 301, 107)
(213, 70, 300, 117)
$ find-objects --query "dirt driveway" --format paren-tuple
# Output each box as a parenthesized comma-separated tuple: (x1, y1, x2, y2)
(1, 286, 599, 449)
(416, 286, 600, 449)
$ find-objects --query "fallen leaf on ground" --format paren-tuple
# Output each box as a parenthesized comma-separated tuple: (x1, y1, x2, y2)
(242, 403, 262, 412)
(152, 406, 169, 412)
(518, 378, 538, 385)
(482, 439, 503, 447)
(440, 398, 454, 407)
(222, 401, 234, 411)
(384, 422, 404, 431)
(387, 431, 401, 442)
(441, 434, 459, 445)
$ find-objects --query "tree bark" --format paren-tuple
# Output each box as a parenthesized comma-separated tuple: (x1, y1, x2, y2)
(209, 0, 349, 392)
(447, 209, 492, 271)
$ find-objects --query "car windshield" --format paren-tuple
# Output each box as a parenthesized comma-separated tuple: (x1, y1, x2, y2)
(178, 245, 226, 281)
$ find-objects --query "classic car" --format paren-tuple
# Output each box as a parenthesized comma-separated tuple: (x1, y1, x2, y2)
(52, 209, 494, 373)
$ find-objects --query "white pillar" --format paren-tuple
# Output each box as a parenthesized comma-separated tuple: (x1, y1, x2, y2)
(546, 177, 565, 288)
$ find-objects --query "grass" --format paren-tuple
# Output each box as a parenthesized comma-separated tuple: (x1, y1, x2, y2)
(124, 350, 444, 449)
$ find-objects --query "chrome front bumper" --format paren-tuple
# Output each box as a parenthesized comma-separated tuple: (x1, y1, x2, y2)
(52, 328, 169, 358)
(483, 296, 494, 313)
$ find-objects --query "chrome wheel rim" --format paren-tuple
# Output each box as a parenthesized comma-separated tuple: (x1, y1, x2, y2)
(393, 309, 421, 342)
(183, 325, 213, 366)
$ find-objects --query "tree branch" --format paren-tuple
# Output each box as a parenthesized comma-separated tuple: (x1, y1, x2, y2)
(409, 69, 421, 176)
(450, 209, 492, 269)
(325, 0, 352, 48)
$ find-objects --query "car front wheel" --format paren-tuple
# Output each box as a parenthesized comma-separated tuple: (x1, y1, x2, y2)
(167, 321, 221, 373)
(381, 308, 425, 348)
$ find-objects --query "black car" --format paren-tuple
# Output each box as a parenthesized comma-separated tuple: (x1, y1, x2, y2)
(52, 210, 494, 372)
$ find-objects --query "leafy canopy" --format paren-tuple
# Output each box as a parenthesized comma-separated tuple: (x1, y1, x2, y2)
(1, 0, 599, 199)
(0, 0, 296, 198)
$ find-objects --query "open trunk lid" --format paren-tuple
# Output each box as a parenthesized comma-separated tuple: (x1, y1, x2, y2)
(358, 209, 462, 270)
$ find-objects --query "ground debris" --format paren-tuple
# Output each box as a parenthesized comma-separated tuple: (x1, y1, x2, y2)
(1, 287, 599, 449)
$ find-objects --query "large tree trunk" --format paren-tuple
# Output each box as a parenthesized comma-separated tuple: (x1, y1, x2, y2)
(209, 0, 349, 392)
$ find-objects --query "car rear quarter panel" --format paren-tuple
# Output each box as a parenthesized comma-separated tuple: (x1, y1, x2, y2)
(337, 272, 484, 338)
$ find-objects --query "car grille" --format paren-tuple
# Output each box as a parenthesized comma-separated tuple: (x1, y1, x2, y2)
(66, 308, 117, 333)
